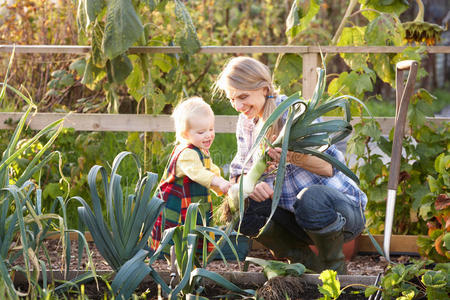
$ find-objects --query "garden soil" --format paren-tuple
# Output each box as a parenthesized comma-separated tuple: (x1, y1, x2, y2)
(14, 239, 417, 299)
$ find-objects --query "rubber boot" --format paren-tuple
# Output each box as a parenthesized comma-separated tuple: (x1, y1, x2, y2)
(306, 230, 347, 274)
(254, 221, 322, 272)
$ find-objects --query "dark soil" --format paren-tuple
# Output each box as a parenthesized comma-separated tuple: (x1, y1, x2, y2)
(15, 239, 419, 299)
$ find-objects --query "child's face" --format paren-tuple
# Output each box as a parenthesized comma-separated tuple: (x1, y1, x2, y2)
(184, 113, 215, 151)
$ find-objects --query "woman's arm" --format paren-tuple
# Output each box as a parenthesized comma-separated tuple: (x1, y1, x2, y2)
(267, 148, 333, 177)
(288, 152, 333, 177)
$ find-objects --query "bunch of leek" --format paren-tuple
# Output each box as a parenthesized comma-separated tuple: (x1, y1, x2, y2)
(227, 68, 367, 232)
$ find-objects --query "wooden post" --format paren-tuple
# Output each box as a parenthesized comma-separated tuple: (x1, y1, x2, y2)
(302, 53, 319, 100)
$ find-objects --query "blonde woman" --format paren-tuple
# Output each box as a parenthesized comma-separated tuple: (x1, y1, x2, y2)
(151, 97, 231, 252)
(214, 57, 367, 273)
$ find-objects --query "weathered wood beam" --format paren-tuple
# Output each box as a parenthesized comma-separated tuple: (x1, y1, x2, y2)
(0, 112, 447, 134)
(1, 45, 449, 54)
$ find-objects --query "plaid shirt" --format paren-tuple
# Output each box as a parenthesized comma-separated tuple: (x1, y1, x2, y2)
(230, 95, 368, 212)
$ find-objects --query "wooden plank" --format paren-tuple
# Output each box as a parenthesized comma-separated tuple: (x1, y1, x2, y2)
(0, 112, 447, 134)
(45, 231, 93, 242)
(358, 234, 420, 254)
(1, 45, 449, 54)
(302, 53, 319, 100)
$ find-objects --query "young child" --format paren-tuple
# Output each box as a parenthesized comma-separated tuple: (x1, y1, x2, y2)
(151, 96, 231, 252)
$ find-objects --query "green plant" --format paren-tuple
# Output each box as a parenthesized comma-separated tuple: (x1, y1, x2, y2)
(245, 257, 306, 280)
(75, 151, 165, 270)
(417, 153, 450, 262)
(0, 59, 93, 298)
(365, 260, 450, 300)
(146, 202, 252, 299)
(315, 269, 367, 300)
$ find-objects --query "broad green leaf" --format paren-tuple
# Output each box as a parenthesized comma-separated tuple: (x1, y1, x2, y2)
(81, 58, 105, 90)
(360, 0, 409, 21)
(102, 0, 144, 59)
(443, 233, 450, 250)
(286, 0, 320, 40)
(125, 58, 144, 103)
(369, 53, 395, 85)
(69, 58, 86, 76)
(273, 53, 302, 90)
(338, 27, 368, 70)
(85, 0, 106, 24)
(174, 0, 200, 54)
(365, 14, 402, 46)
(106, 54, 133, 83)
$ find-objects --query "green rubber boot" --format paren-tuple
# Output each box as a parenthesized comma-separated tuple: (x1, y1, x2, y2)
(306, 230, 346, 274)
(254, 221, 322, 272)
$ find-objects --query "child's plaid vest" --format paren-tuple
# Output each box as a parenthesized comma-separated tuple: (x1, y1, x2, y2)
(151, 144, 214, 252)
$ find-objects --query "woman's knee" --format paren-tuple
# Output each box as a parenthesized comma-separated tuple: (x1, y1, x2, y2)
(293, 185, 340, 231)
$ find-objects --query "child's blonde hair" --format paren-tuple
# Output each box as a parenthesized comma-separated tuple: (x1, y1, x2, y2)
(213, 56, 282, 140)
(172, 96, 214, 144)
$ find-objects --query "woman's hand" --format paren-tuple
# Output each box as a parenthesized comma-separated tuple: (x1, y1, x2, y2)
(249, 182, 273, 202)
(267, 147, 333, 177)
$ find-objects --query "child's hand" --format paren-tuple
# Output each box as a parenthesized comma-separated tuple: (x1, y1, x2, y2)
(211, 176, 232, 194)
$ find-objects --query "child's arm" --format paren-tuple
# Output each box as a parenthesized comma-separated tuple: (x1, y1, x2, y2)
(177, 149, 229, 194)
(210, 175, 232, 194)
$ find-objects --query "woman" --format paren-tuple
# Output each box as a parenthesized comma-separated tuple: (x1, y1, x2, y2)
(213, 56, 367, 274)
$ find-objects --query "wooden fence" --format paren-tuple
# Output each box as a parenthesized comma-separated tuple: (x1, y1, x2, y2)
(0, 45, 449, 134)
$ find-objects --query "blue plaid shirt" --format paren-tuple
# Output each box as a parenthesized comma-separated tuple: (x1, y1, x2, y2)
(230, 95, 368, 212)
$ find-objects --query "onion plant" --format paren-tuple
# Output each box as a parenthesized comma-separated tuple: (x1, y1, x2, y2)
(74, 151, 167, 297)
(227, 67, 369, 233)
(0, 49, 79, 298)
(142, 202, 253, 300)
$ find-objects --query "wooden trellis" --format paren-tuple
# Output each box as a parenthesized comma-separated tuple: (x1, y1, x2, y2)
(0, 45, 449, 133)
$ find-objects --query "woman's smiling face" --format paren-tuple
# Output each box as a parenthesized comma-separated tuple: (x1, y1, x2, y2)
(227, 88, 267, 119)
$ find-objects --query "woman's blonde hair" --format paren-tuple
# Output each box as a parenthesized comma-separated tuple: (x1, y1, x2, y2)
(172, 96, 214, 144)
(213, 56, 282, 140)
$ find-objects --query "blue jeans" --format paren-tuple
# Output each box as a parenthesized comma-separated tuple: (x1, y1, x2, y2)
(240, 185, 365, 243)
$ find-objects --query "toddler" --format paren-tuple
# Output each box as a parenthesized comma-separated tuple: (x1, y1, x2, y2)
(151, 96, 231, 252)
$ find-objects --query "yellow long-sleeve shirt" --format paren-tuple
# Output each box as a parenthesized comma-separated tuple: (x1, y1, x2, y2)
(175, 148, 223, 195)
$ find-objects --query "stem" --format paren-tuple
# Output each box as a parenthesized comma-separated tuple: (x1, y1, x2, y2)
(331, 0, 359, 45)
(413, 0, 424, 22)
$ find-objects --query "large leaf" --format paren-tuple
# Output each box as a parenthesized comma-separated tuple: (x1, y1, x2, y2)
(286, 0, 320, 40)
(106, 53, 133, 83)
(337, 27, 368, 71)
(360, 0, 409, 21)
(86, 0, 106, 24)
(174, 0, 200, 54)
(273, 53, 303, 90)
(102, 0, 144, 59)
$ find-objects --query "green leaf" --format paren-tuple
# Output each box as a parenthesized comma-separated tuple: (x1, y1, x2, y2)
(360, 0, 409, 21)
(273, 53, 302, 90)
(338, 27, 368, 70)
(286, 0, 320, 40)
(85, 0, 106, 24)
(443, 233, 450, 251)
(318, 270, 341, 299)
(69, 58, 86, 76)
(369, 53, 395, 85)
(365, 14, 402, 46)
(174, 0, 200, 54)
(365, 286, 378, 297)
(106, 54, 133, 83)
(102, 0, 144, 59)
